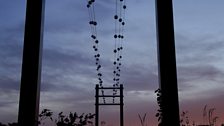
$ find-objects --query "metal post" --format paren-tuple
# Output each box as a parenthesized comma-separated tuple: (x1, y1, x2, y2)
(95, 85, 124, 126)
(120, 84, 124, 126)
(18, 0, 45, 126)
(155, 0, 180, 126)
(95, 85, 99, 126)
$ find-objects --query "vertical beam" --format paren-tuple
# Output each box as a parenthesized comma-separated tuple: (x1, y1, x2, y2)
(120, 84, 124, 126)
(18, 0, 45, 126)
(95, 85, 99, 126)
(155, 0, 180, 126)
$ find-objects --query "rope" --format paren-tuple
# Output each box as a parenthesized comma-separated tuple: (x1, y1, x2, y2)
(87, 0, 106, 103)
(112, 0, 126, 103)
(86, 0, 127, 104)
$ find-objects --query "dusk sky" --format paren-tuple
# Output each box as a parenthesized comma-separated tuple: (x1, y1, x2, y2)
(1, 0, 224, 126)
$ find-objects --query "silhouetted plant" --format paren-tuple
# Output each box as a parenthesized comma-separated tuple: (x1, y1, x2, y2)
(38, 109, 53, 125)
(0, 123, 7, 126)
(0, 123, 17, 126)
(180, 111, 190, 126)
(0, 109, 94, 126)
(192, 121, 195, 126)
(202, 105, 219, 126)
(138, 113, 147, 126)
(155, 88, 163, 126)
(208, 108, 218, 126)
(100, 121, 106, 126)
(7, 123, 17, 126)
(39, 109, 95, 126)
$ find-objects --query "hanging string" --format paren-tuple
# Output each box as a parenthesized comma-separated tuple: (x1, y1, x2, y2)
(112, 0, 126, 103)
(87, 0, 126, 104)
(117, 0, 126, 83)
(87, 0, 106, 104)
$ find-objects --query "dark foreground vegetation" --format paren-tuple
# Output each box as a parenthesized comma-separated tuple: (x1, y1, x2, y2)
(0, 89, 223, 126)
(0, 109, 95, 126)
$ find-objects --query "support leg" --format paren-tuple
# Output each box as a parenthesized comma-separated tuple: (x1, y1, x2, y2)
(155, 0, 180, 125)
(18, 1, 45, 126)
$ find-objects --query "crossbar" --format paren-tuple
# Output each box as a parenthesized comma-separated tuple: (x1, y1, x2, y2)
(95, 84, 124, 126)
(98, 87, 121, 89)
(98, 95, 120, 97)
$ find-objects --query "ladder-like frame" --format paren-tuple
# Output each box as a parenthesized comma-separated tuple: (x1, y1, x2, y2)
(95, 84, 124, 126)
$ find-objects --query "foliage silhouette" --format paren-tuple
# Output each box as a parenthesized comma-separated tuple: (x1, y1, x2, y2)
(39, 109, 95, 126)
(0, 122, 17, 126)
(155, 88, 163, 126)
(0, 109, 95, 126)
(138, 113, 147, 126)
(180, 111, 190, 126)
(0, 123, 7, 126)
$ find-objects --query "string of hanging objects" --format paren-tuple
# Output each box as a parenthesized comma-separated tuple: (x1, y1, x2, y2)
(86, 0, 127, 103)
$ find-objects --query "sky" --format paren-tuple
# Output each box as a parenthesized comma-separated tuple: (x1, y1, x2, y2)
(1, 0, 224, 126)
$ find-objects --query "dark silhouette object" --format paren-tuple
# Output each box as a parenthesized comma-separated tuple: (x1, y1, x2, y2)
(7, 123, 17, 126)
(155, 0, 180, 126)
(203, 105, 208, 125)
(0, 123, 7, 126)
(180, 111, 190, 126)
(0, 109, 94, 126)
(138, 113, 148, 126)
(95, 84, 124, 126)
(155, 88, 162, 126)
(38, 109, 53, 124)
(18, 1, 45, 126)
(39, 109, 95, 126)
(201, 105, 219, 126)
(208, 108, 218, 126)
(101, 121, 106, 126)
(0, 123, 18, 126)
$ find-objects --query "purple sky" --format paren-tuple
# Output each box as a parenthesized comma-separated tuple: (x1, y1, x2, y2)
(1, 0, 224, 126)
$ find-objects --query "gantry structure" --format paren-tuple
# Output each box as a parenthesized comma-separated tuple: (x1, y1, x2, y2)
(17, 0, 180, 126)
(95, 84, 124, 126)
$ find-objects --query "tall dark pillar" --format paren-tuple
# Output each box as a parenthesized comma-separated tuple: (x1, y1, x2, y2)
(18, 0, 45, 126)
(120, 84, 124, 126)
(95, 85, 99, 126)
(155, 0, 180, 126)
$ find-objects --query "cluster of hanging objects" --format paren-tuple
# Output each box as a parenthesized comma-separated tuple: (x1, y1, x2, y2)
(86, 0, 127, 104)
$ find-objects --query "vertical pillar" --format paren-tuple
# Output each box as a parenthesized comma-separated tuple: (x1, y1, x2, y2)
(18, 0, 45, 126)
(95, 85, 99, 126)
(120, 84, 124, 126)
(155, 0, 180, 126)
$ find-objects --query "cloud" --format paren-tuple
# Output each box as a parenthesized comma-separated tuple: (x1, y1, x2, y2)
(175, 33, 224, 65)
(0, 24, 24, 114)
(0, 89, 19, 123)
(174, 32, 224, 102)
(122, 65, 158, 91)
(40, 48, 97, 96)
(0, 77, 20, 91)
